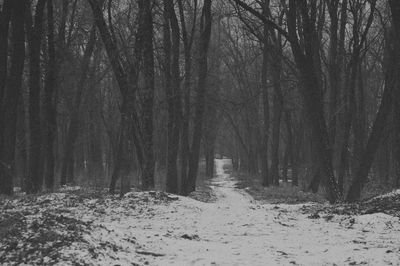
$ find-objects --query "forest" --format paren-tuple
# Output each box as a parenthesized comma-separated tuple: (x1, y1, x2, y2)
(2, 0, 400, 265)
(1, 0, 400, 202)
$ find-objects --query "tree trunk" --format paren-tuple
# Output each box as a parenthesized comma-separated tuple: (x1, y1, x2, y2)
(184, 0, 212, 195)
(110, 110, 134, 194)
(109, 125, 123, 194)
(0, 0, 25, 195)
(261, 17, 270, 187)
(164, 0, 181, 193)
(178, 0, 197, 195)
(390, 0, 400, 189)
(44, 0, 57, 190)
(205, 146, 215, 178)
(269, 56, 283, 186)
(327, 0, 339, 144)
(139, 0, 155, 190)
(26, 0, 46, 193)
(352, 64, 366, 174)
(0, 0, 11, 114)
(282, 111, 293, 182)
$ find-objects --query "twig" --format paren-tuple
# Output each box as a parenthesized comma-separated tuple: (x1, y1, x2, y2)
(136, 250, 166, 257)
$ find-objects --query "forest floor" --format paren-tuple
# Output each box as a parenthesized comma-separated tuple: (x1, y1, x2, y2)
(1, 159, 400, 265)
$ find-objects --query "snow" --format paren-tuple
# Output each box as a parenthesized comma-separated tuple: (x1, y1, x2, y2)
(69, 159, 400, 265)
(2, 159, 400, 265)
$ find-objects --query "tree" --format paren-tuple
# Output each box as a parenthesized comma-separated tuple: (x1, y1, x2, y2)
(44, 0, 57, 190)
(139, 0, 156, 190)
(183, 0, 213, 195)
(163, 0, 181, 193)
(26, 0, 46, 193)
(389, 0, 400, 188)
(178, 0, 198, 193)
(0, 0, 11, 110)
(0, 0, 26, 195)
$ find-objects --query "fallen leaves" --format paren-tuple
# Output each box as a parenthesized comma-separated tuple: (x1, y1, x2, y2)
(0, 190, 180, 265)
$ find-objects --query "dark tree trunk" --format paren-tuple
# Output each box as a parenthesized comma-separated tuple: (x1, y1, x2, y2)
(26, 0, 46, 194)
(327, 0, 347, 147)
(390, 0, 400, 189)
(205, 146, 215, 178)
(0, 0, 11, 113)
(60, 29, 96, 185)
(352, 65, 366, 174)
(282, 111, 293, 182)
(44, 0, 57, 190)
(178, 0, 197, 194)
(139, 0, 155, 191)
(332, 0, 348, 186)
(164, 0, 181, 193)
(269, 56, 283, 186)
(109, 110, 135, 194)
(261, 1, 270, 187)
(292, 117, 302, 187)
(184, 0, 212, 195)
(327, 0, 339, 144)
(109, 125, 124, 194)
(0, 0, 25, 195)
(204, 104, 219, 179)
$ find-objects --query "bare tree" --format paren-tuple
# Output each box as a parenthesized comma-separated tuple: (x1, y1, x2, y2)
(0, 0, 25, 195)
(184, 0, 213, 195)
(26, 0, 46, 193)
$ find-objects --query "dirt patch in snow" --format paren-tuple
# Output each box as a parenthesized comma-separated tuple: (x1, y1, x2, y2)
(301, 189, 400, 218)
(188, 185, 217, 203)
(235, 175, 326, 204)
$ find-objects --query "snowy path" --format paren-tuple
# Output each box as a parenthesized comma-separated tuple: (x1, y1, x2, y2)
(77, 159, 400, 266)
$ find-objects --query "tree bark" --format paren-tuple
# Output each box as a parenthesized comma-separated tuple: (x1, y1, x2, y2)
(260, 0, 270, 187)
(178, 0, 197, 194)
(261, 52, 270, 186)
(389, 0, 400, 189)
(0, 0, 25, 195)
(282, 111, 293, 182)
(44, 0, 57, 190)
(184, 0, 212, 195)
(26, 0, 46, 193)
(139, 0, 155, 190)
(269, 49, 283, 187)
(0, 0, 11, 114)
(164, 0, 181, 193)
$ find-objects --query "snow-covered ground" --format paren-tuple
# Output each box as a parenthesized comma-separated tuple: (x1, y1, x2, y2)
(2, 159, 400, 265)
(73, 159, 400, 265)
